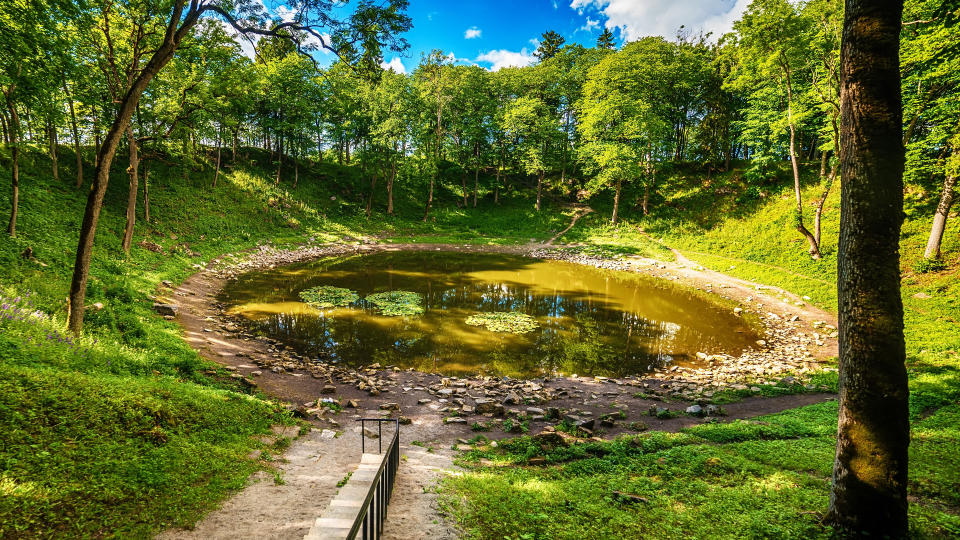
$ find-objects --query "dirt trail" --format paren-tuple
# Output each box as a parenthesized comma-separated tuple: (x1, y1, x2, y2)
(546, 205, 593, 245)
(158, 426, 357, 540)
(383, 444, 459, 540)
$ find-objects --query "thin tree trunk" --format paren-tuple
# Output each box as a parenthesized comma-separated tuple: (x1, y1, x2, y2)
(494, 165, 501, 204)
(213, 123, 222, 188)
(366, 166, 378, 217)
(64, 82, 83, 188)
(121, 126, 139, 254)
(642, 184, 649, 216)
(143, 163, 150, 223)
(815, 116, 841, 247)
(827, 2, 909, 536)
(789, 123, 822, 259)
(460, 170, 467, 207)
(423, 177, 434, 222)
(611, 178, 621, 224)
(69, 0, 193, 333)
(536, 169, 543, 211)
(4, 93, 19, 237)
(49, 120, 59, 181)
(473, 164, 479, 208)
(924, 173, 956, 259)
(387, 142, 399, 215)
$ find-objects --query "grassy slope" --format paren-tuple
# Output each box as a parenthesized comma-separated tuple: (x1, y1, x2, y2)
(0, 146, 365, 537)
(443, 164, 960, 538)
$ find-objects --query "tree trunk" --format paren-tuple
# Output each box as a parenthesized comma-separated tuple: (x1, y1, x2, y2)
(494, 166, 501, 204)
(423, 177, 434, 222)
(48, 120, 59, 181)
(642, 184, 649, 216)
(789, 122, 822, 259)
(121, 126, 139, 254)
(460, 171, 467, 207)
(213, 124, 222, 188)
(93, 109, 101, 168)
(64, 82, 83, 188)
(536, 169, 543, 211)
(143, 163, 150, 223)
(387, 142, 399, 215)
(365, 168, 378, 218)
(4, 91, 20, 237)
(924, 173, 956, 259)
(69, 0, 194, 333)
(827, 2, 909, 537)
(473, 164, 480, 208)
(815, 116, 841, 247)
(611, 178, 622, 224)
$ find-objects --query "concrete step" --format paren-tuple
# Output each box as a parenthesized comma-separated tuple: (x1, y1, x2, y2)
(305, 451, 393, 540)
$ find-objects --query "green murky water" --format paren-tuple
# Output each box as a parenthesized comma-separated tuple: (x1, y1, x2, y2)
(220, 251, 759, 378)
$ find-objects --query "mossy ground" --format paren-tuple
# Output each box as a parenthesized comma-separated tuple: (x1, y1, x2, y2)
(0, 147, 956, 537)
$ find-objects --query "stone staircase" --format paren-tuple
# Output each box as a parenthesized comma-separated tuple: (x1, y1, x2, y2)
(304, 453, 385, 539)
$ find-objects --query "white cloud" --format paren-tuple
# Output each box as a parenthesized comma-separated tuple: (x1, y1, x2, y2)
(380, 57, 406, 73)
(570, 0, 751, 41)
(465, 26, 482, 39)
(553, 0, 559, 8)
(528, 37, 541, 48)
(476, 48, 537, 71)
(579, 17, 601, 33)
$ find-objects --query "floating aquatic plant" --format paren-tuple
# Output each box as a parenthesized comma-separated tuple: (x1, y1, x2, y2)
(299, 286, 359, 308)
(465, 312, 539, 334)
(365, 290, 424, 316)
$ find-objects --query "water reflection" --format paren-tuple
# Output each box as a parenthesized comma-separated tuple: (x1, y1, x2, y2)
(220, 251, 758, 378)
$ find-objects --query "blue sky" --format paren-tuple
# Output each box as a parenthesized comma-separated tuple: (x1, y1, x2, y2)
(239, 1, 752, 72)
(377, 0, 753, 74)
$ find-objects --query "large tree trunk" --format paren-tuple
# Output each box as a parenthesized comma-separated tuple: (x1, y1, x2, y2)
(121, 126, 139, 254)
(69, 0, 193, 333)
(924, 173, 956, 259)
(4, 91, 19, 237)
(64, 82, 83, 188)
(611, 178, 622, 224)
(827, 2, 909, 536)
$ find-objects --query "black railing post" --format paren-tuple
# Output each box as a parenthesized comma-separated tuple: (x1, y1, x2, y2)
(348, 418, 401, 540)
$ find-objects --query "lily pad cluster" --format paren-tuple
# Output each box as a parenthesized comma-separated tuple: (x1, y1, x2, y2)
(365, 291, 425, 316)
(465, 312, 540, 334)
(299, 286, 359, 308)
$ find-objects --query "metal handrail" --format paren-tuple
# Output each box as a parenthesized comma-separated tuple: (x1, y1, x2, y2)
(347, 418, 400, 540)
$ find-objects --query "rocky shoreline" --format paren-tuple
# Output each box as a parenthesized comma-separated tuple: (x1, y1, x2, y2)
(165, 240, 839, 442)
